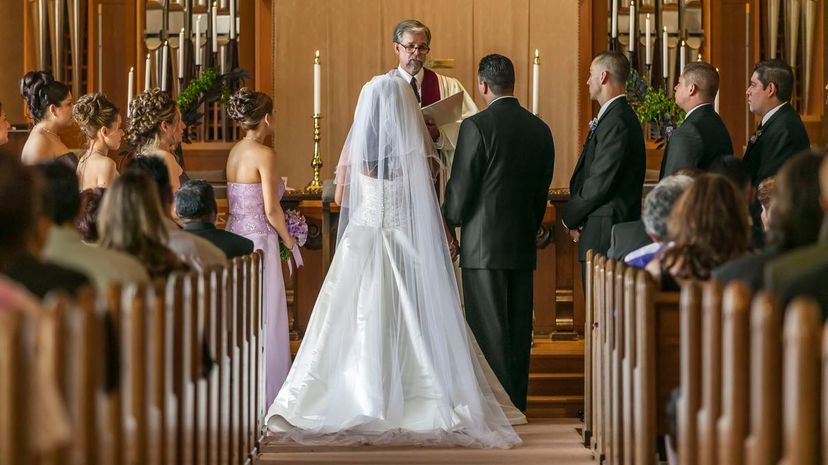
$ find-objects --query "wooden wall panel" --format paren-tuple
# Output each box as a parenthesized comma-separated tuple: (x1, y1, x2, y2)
(1, 0, 25, 124)
(98, 1, 137, 129)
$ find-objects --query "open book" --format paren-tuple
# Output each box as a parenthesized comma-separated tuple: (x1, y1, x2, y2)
(421, 91, 464, 127)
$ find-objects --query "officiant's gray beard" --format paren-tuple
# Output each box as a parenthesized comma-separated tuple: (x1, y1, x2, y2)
(406, 58, 424, 75)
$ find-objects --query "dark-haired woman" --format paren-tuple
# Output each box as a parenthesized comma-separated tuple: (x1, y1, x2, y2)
(19, 71, 76, 167)
(225, 87, 296, 407)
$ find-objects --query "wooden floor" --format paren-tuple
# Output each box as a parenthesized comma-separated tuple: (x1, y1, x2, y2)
(256, 419, 592, 464)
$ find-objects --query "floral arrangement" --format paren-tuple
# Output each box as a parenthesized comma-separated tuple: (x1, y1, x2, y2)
(280, 209, 309, 261)
(176, 67, 251, 143)
(626, 69, 686, 149)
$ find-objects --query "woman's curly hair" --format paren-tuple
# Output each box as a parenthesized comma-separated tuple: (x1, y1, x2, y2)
(73, 93, 119, 141)
(226, 87, 273, 131)
(126, 88, 177, 152)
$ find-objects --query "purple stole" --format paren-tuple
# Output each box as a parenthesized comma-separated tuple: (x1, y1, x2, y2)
(388, 68, 442, 107)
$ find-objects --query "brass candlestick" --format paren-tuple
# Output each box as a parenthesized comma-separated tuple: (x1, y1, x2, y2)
(305, 114, 323, 193)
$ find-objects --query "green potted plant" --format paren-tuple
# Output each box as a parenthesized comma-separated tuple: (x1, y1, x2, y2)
(626, 70, 685, 148)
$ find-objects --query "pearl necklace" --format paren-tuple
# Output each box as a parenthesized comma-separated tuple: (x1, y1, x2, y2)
(38, 125, 60, 138)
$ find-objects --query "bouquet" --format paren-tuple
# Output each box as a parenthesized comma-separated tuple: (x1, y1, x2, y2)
(280, 209, 308, 261)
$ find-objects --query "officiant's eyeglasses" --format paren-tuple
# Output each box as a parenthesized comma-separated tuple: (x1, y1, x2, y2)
(396, 42, 430, 55)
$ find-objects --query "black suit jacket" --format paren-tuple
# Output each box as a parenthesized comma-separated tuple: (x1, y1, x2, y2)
(711, 248, 779, 292)
(743, 103, 810, 185)
(659, 104, 733, 178)
(563, 97, 646, 260)
(778, 261, 828, 320)
(183, 222, 254, 259)
(607, 220, 652, 261)
(7, 254, 91, 298)
(444, 97, 555, 270)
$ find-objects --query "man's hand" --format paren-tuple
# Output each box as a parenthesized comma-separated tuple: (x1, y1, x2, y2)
(568, 228, 581, 243)
(425, 117, 440, 142)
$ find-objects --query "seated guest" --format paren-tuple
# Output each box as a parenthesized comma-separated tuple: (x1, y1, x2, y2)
(713, 151, 824, 290)
(36, 161, 150, 292)
(624, 175, 694, 268)
(710, 155, 762, 248)
(776, 261, 828, 320)
(19, 71, 78, 167)
(98, 171, 189, 278)
(125, 156, 226, 271)
(756, 175, 777, 232)
(175, 180, 254, 259)
(0, 156, 90, 298)
(646, 174, 751, 291)
(766, 154, 828, 305)
(76, 187, 105, 242)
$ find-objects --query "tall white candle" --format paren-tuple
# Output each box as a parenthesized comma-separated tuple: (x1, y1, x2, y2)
(97, 4, 103, 92)
(178, 28, 185, 79)
(161, 41, 168, 91)
(611, 0, 618, 39)
(195, 16, 202, 66)
(313, 50, 321, 115)
(220, 45, 226, 74)
(144, 53, 151, 90)
(128, 67, 134, 108)
(532, 49, 540, 115)
(714, 67, 720, 113)
(628, 1, 635, 52)
(212, 2, 218, 51)
(662, 27, 668, 78)
(679, 40, 686, 72)
(229, 0, 236, 39)
(645, 14, 651, 64)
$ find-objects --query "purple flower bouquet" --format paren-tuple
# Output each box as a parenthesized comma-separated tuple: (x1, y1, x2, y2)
(280, 209, 308, 261)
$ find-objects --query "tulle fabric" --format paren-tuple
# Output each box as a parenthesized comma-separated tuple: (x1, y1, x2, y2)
(265, 75, 523, 448)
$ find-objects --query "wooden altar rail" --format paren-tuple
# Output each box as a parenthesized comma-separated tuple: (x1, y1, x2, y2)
(585, 248, 827, 465)
(0, 251, 265, 465)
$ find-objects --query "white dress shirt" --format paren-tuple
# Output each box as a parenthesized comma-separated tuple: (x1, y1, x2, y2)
(684, 102, 713, 120)
(761, 101, 788, 127)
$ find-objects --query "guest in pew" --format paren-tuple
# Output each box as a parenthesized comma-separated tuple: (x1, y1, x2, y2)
(72, 93, 121, 190)
(76, 187, 105, 242)
(710, 156, 761, 249)
(0, 101, 11, 145)
(713, 151, 825, 291)
(0, 156, 91, 298)
(174, 179, 254, 259)
(125, 156, 227, 271)
(756, 175, 777, 232)
(19, 71, 78, 168)
(98, 171, 189, 278)
(36, 161, 150, 292)
(621, 175, 694, 268)
(125, 88, 187, 193)
(766, 154, 828, 311)
(659, 62, 732, 179)
(646, 174, 751, 291)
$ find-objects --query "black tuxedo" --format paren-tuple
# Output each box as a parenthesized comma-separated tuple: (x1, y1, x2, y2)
(444, 96, 554, 411)
(659, 104, 733, 178)
(607, 220, 652, 261)
(743, 102, 810, 185)
(711, 248, 779, 291)
(563, 96, 646, 263)
(183, 222, 254, 259)
(777, 261, 828, 320)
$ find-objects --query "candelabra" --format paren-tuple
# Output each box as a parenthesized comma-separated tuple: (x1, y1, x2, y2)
(305, 114, 323, 194)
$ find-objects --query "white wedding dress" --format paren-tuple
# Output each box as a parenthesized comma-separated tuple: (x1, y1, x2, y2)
(265, 75, 524, 448)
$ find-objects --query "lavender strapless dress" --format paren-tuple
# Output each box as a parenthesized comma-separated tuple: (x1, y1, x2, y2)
(225, 181, 291, 406)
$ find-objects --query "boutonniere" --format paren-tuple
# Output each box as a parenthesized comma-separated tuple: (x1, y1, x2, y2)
(588, 117, 599, 133)
(664, 125, 675, 139)
(749, 129, 764, 144)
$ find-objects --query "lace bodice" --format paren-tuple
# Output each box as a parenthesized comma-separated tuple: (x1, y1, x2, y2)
(350, 174, 408, 229)
(225, 181, 285, 236)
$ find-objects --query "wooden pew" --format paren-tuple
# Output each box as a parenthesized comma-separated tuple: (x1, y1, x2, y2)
(594, 255, 606, 460)
(603, 259, 615, 464)
(611, 260, 626, 465)
(716, 282, 751, 465)
(634, 270, 680, 465)
(622, 266, 637, 465)
(583, 249, 594, 448)
(678, 281, 702, 465)
(781, 298, 821, 465)
(0, 308, 32, 465)
(696, 281, 723, 465)
(744, 291, 782, 465)
(120, 283, 151, 465)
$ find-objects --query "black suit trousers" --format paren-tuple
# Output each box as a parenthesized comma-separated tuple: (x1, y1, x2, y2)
(462, 268, 533, 411)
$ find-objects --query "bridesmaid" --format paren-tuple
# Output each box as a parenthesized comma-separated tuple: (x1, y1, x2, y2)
(125, 88, 187, 192)
(19, 71, 76, 167)
(72, 93, 122, 190)
(0, 101, 11, 145)
(225, 87, 296, 406)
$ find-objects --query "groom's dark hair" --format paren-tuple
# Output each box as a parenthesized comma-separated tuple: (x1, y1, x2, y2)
(478, 54, 515, 96)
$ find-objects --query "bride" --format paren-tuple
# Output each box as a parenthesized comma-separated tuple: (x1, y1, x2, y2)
(266, 75, 524, 448)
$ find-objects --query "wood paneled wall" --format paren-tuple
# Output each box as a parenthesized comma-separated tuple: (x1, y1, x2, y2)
(272, 0, 581, 190)
(0, 0, 25, 124)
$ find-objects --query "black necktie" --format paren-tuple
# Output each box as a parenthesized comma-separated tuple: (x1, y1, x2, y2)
(410, 77, 421, 104)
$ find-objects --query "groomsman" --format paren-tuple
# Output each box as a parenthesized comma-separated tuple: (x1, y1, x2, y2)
(444, 54, 554, 411)
(564, 51, 646, 281)
(659, 62, 732, 178)
(744, 59, 810, 186)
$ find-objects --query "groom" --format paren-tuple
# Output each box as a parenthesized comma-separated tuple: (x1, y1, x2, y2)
(443, 54, 555, 411)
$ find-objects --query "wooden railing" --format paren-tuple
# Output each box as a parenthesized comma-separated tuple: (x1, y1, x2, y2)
(0, 251, 265, 465)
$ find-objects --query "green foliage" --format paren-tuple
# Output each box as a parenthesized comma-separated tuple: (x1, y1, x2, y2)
(177, 68, 219, 109)
(626, 70, 685, 146)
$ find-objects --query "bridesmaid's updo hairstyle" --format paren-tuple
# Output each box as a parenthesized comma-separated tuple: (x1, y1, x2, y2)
(226, 88, 272, 130)
(73, 93, 119, 140)
(126, 88, 178, 151)
(20, 71, 71, 122)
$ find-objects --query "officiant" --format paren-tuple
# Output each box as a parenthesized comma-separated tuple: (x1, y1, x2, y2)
(388, 20, 478, 198)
